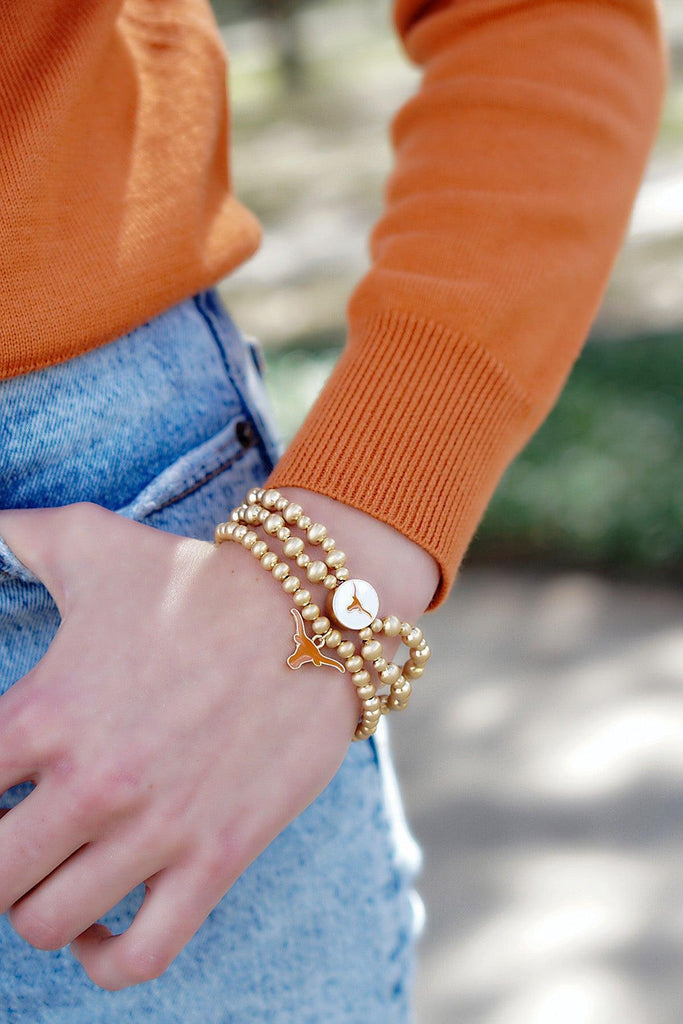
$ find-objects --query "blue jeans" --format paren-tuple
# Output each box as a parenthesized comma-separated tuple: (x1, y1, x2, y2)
(0, 291, 421, 1022)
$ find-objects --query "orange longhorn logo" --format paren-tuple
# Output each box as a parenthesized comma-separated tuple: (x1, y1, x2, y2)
(346, 582, 372, 619)
(286, 607, 346, 673)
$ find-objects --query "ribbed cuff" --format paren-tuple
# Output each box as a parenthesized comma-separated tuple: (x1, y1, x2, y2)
(265, 310, 531, 611)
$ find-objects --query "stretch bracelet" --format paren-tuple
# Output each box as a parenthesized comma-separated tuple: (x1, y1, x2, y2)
(214, 487, 431, 740)
(215, 487, 431, 737)
(215, 523, 383, 738)
(233, 490, 431, 699)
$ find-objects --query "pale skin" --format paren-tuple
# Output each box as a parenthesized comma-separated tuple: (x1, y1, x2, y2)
(0, 486, 439, 990)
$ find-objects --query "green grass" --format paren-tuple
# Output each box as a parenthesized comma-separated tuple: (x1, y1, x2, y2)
(470, 332, 683, 578)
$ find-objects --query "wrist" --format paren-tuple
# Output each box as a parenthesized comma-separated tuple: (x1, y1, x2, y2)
(272, 487, 439, 625)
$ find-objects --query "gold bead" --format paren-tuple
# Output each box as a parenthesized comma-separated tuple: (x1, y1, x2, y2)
(258, 507, 269, 523)
(325, 549, 346, 569)
(241, 530, 259, 549)
(275, 496, 289, 512)
(312, 616, 331, 635)
(373, 658, 388, 674)
(272, 562, 290, 581)
(283, 537, 305, 558)
(404, 661, 424, 680)
(293, 589, 311, 607)
(338, 640, 355, 659)
(399, 621, 412, 637)
(403, 626, 424, 649)
(229, 510, 240, 522)
(251, 540, 268, 559)
(335, 567, 350, 582)
(262, 488, 281, 509)
(379, 663, 401, 685)
(356, 683, 375, 701)
(359, 627, 373, 641)
(412, 644, 431, 665)
(296, 552, 311, 568)
(371, 618, 384, 633)
(298, 514, 312, 531)
(383, 615, 402, 638)
(246, 489, 260, 505)
(261, 551, 278, 570)
(245, 505, 261, 524)
(277, 525, 291, 542)
(352, 670, 372, 688)
(345, 655, 364, 673)
(391, 677, 412, 699)
(306, 560, 328, 584)
(325, 629, 343, 648)
(234, 524, 247, 540)
(323, 574, 337, 589)
(282, 575, 301, 594)
(264, 513, 284, 535)
(362, 695, 381, 713)
(301, 603, 320, 621)
(321, 537, 336, 552)
(307, 522, 327, 545)
(283, 502, 303, 524)
(361, 640, 383, 662)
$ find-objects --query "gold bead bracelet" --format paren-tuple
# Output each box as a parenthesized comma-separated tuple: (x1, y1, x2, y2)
(215, 487, 431, 739)
(217, 490, 431, 731)
(228, 499, 430, 707)
(214, 518, 382, 739)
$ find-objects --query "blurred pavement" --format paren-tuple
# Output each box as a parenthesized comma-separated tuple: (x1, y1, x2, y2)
(390, 569, 683, 1024)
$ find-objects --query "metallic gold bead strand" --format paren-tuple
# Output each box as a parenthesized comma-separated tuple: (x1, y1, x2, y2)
(217, 506, 379, 736)
(219, 488, 432, 737)
(264, 502, 426, 705)
(242, 500, 348, 579)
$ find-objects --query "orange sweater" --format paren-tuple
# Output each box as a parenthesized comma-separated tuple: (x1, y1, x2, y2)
(0, 1, 667, 609)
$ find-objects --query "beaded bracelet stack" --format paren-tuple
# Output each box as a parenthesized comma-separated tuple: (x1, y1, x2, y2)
(214, 486, 431, 741)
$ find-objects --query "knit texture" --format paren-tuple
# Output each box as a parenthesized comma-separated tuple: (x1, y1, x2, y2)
(266, 0, 668, 608)
(0, 0, 668, 609)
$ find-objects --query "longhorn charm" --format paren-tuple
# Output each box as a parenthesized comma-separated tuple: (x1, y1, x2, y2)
(286, 607, 346, 673)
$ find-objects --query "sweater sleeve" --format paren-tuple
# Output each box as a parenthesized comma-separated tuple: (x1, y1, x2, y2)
(264, 0, 668, 611)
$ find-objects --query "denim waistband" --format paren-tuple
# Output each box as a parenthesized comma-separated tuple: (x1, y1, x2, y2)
(0, 290, 283, 516)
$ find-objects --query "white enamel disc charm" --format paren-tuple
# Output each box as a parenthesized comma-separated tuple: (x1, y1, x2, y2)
(328, 578, 380, 630)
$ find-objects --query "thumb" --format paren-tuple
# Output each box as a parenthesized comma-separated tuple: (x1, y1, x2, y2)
(0, 502, 100, 615)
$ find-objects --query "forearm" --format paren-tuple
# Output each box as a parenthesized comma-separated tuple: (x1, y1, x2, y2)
(265, 0, 668, 610)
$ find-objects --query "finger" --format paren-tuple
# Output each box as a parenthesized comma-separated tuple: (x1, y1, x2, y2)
(0, 502, 101, 615)
(0, 676, 48, 796)
(71, 860, 234, 990)
(9, 833, 164, 951)
(0, 781, 91, 913)
(0, 507, 65, 607)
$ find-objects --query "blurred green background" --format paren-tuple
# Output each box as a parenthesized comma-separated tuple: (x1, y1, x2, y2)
(211, 0, 682, 584)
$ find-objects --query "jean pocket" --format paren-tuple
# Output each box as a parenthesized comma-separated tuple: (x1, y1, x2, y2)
(193, 292, 285, 473)
(0, 409, 268, 586)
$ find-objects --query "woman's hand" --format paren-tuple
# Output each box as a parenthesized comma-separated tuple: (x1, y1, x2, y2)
(0, 494, 439, 990)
